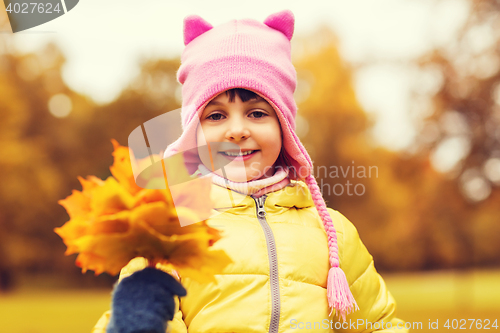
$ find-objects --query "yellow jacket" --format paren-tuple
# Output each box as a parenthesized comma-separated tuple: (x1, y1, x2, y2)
(92, 180, 408, 333)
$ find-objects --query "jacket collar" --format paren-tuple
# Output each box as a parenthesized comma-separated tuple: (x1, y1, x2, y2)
(209, 180, 314, 215)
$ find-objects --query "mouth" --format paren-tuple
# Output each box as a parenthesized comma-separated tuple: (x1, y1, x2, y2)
(220, 150, 259, 157)
(219, 150, 259, 158)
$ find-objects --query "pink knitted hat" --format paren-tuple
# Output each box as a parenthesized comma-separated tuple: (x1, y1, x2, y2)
(164, 10, 358, 320)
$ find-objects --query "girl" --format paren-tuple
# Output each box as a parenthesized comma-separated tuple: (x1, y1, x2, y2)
(93, 10, 408, 333)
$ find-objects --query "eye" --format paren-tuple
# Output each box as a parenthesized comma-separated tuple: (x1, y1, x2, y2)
(250, 110, 267, 118)
(206, 113, 225, 121)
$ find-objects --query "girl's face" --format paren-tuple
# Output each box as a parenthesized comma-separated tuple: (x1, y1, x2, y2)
(196, 91, 282, 182)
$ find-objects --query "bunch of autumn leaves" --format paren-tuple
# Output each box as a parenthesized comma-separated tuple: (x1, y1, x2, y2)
(55, 140, 231, 282)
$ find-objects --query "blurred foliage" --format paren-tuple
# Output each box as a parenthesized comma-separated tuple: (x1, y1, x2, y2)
(293, 25, 500, 272)
(409, 0, 500, 203)
(0, 9, 181, 289)
(1, 1, 499, 292)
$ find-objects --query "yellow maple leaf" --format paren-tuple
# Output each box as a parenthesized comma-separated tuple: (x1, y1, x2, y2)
(55, 140, 231, 282)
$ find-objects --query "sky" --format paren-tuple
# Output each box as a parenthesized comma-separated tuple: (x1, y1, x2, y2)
(6, 0, 470, 151)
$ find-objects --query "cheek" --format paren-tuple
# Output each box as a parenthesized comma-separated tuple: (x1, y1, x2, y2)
(262, 124, 282, 159)
(272, 123, 282, 149)
(196, 126, 212, 169)
(275, 137, 283, 157)
(196, 126, 208, 163)
(196, 126, 206, 146)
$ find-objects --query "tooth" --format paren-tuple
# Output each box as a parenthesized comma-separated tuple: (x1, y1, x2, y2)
(223, 150, 254, 156)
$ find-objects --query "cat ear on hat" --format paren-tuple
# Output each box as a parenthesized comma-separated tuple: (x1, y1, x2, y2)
(264, 10, 294, 40)
(183, 15, 213, 45)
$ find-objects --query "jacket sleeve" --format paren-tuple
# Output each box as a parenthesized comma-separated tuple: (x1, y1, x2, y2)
(90, 257, 188, 333)
(328, 209, 409, 333)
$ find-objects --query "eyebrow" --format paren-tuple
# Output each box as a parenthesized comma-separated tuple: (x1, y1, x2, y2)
(206, 97, 266, 107)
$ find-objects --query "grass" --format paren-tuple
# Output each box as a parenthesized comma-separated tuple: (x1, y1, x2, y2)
(0, 289, 111, 333)
(0, 269, 498, 333)
(384, 269, 500, 332)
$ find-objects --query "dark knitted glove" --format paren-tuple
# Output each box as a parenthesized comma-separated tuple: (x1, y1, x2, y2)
(106, 267, 187, 333)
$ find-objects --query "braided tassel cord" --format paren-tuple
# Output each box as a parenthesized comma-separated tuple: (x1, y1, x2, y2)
(305, 175, 359, 321)
(327, 266, 359, 321)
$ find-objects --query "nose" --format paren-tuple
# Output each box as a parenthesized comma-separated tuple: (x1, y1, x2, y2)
(225, 117, 250, 142)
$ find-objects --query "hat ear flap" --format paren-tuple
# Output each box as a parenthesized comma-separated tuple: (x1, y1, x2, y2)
(264, 10, 294, 41)
(184, 15, 213, 45)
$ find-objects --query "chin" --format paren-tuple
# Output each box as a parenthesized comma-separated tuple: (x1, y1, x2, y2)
(222, 168, 264, 182)
(218, 169, 250, 183)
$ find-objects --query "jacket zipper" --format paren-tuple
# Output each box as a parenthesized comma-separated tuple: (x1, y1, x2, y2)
(253, 194, 280, 333)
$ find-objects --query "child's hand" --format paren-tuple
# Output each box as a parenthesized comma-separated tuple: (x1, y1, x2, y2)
(106, 267, 187, 333)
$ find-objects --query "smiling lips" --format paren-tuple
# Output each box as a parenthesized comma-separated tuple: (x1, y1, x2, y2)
(219, 150, 259, 160)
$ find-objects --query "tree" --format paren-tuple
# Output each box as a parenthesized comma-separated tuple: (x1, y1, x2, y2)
(0, 25, 182, 286)
(410, 0, 500, 203)
(293, 25, 500, 271)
